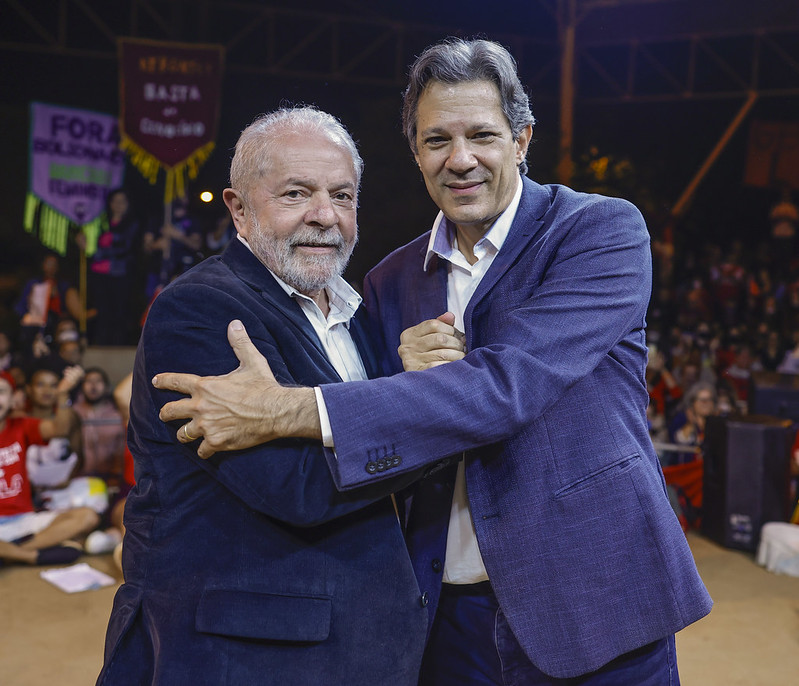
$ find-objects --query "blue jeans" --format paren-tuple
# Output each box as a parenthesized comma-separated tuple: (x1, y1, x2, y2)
(419, 582, 680, 686)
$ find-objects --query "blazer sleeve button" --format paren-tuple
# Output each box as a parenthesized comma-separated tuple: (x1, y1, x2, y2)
(365, 461, 377, 474)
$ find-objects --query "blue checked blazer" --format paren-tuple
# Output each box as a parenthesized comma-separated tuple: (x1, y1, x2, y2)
(320, 177, 713, 679)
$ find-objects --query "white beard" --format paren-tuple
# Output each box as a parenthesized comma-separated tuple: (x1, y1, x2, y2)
(247, 216, 357, 294)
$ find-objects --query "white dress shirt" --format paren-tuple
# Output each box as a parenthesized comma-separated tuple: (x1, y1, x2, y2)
(423, 176, 523, 584)
(236, 235, 368, 390)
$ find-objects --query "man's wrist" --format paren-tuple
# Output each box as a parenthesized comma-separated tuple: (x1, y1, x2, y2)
(274, 386, 322, 441)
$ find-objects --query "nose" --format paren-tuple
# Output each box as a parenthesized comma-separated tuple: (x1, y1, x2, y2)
(445, 139, 478, 174)
(305, 193, 337, 229)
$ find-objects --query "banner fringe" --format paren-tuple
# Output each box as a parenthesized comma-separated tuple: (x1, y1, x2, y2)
(23, 193, 105, 257)
(24, 193, 37, 230)
(121, 135, 215, 203)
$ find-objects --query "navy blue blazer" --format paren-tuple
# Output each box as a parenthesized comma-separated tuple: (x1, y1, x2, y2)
(320, 178, 713, 679)
(97, 239, 427, 685)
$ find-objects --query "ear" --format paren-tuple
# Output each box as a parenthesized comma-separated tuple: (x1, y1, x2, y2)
(515, 124, 533, 164)
(223, 188, 248, 238)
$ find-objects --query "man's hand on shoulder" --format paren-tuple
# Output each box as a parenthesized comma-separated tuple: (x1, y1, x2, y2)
(398, 312, 466, 371)
(154, 320, 321, 459)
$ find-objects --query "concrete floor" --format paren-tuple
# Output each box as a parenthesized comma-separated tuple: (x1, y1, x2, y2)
(1, 532, 797, 685)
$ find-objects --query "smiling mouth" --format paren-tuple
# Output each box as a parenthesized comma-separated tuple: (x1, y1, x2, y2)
(446, 181, 483, 193)
(293, 243, 339, 253)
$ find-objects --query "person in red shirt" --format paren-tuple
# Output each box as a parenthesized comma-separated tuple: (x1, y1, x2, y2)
(0, 368, 99, 565)
(646, 344, 683, 417)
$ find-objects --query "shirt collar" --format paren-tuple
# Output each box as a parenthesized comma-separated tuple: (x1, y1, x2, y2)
(423, 174, 523, 271)
(236, 233, 362, 326)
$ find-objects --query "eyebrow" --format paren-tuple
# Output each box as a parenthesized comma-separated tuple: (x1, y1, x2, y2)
(283, 178, 356, 191)
(419, 122, 502, 138)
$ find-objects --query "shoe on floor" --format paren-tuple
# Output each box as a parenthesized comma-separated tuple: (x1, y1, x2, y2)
(84, 529, 122, 555)
(35, 542, 83, 566)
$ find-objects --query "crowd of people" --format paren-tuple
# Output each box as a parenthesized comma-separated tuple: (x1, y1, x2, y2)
(0, 356, 131, 567)
(643, 195, 799, 529)
(646, 201, 799, 453)
(14, 190, 234, 349)
(0, 183, 238, 569)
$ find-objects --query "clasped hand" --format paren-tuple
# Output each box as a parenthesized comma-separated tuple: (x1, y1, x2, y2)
(398, 312, 466, 371)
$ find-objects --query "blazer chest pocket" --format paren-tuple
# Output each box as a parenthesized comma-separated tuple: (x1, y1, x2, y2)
(553, 454, 641, 500)
(196, 589, 332, 642)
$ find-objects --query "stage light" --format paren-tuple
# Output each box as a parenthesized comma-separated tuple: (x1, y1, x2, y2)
(200, 191, 214, 203)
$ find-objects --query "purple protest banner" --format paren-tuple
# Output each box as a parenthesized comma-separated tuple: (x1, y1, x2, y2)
(25, 102, 126, 255)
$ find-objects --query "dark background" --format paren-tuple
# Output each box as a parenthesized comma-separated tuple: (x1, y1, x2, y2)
(1, 0, 798, 290)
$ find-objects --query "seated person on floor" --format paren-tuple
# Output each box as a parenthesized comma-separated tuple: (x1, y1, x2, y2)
(72, 367, 126, 488)
(0, 368, 99, 566)
(23, 364, 109, 518)
(75, 368, 129, 556)
(24, 365, 82, 454)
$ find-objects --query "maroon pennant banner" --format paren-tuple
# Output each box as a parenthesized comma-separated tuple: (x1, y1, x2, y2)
(118, 37, 224, 202)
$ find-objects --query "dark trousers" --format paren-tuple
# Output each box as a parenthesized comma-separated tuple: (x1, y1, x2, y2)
(419, 582, 680, 686)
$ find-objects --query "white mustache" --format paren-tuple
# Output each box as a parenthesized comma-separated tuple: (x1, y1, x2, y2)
(288, 229, 345, 250)
(291, 240, 342, 247)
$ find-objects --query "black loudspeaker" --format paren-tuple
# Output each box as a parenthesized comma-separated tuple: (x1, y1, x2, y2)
(702, 415, 794, 551)
(749, 371, 799, 422)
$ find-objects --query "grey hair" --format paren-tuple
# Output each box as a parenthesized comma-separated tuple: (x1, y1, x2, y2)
(683, 381, 717, 410)
(402, 38, 535, 175)
(229, 106, 364, 202)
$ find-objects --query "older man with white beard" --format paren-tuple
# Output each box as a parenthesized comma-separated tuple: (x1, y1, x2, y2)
(96, 107, 429, 686)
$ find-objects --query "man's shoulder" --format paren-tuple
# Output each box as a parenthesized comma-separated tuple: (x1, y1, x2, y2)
(522, 181, 646, 242)
(143, 255, 246, 335)
(6, 415, 40, 429)
(367, 233, 431, 283)
(164, 253, 226, 286)
(0, 415, 42, 444)
(529, 179, 639, 214)
(155, 252, 250, 305)
(553, 182, 643, 219)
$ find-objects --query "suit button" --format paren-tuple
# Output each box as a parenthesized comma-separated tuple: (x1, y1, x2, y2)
(420, 592, 429, 607)
(431, 558, 442, 573)
(365, 462, 377, 474)
(391, 455, 401, 467)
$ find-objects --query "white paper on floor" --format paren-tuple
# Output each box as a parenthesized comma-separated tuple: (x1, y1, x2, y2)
(40, 562, 116, 593)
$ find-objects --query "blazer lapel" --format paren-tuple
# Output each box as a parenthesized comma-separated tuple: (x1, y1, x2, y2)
(415, 243, 450, 323)
(220, 240, 335, 375)
(348, 311, 380, 379)
(464, 178, 550, 326)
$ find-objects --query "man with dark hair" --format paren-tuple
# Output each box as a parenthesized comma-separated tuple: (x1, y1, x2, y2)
(156, 38, 711, 684)
(97, 107, 427, 686)
(72, 366, 126, 486)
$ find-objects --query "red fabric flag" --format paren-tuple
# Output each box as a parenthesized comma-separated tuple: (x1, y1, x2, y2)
(744, 120, 799, 191)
